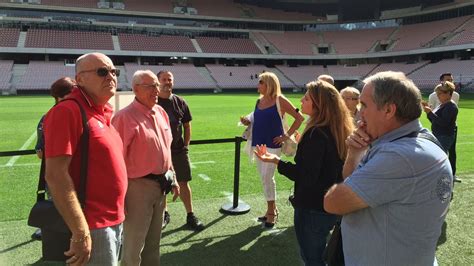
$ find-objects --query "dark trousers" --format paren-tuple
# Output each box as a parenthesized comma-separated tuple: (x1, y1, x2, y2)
(449, 126, 457, 176)
(294, 208, 337, 266)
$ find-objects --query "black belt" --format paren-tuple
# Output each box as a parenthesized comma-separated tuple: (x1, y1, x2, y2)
(143, 173, 167, 181)
(142, 173, 171, 194)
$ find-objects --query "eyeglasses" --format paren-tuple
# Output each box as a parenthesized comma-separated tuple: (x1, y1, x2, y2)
(137, 83, 159, 89)
(343, 97, 359, 101)
(79, 67, 120, 77)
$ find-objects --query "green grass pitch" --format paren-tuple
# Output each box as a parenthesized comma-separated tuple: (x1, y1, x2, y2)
(0, 93, 473, 265)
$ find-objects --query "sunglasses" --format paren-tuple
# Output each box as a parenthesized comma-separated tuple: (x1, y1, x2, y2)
(79, 67, 120, 77)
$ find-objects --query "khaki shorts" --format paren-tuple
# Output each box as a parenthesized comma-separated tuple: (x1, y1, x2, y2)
(172, 148, 192, 182)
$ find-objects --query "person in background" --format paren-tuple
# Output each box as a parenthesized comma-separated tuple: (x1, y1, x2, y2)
(428, 73, 460, 183)
(240, 72, 304, 228)
(44, 53, 127, 265)
(428, 73, 459, 108)
(112, 70, 179, 265)
(340, 86, 361, 126)
(324, 71, 452, 265)
(317, 74, 335, 86)
(32, 77, 75, 241)
(423, 81, 458, 163)
(255, 80, 353, 265)
(157, 70, 205, 231)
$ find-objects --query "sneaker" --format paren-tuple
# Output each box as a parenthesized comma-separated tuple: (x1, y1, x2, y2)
(31, 228, 42, 241)
(162, 211, 170, 229)
(186, 214, 205, 231)
(454, 176, 462, 183)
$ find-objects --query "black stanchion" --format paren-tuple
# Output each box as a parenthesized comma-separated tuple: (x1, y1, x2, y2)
(221, 136, 250, 215)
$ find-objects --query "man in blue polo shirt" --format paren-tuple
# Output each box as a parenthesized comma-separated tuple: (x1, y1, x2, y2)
(324, 71, 452, 265)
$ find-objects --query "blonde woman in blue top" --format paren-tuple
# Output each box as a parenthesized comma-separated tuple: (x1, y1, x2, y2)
(240, 72, 304, 228)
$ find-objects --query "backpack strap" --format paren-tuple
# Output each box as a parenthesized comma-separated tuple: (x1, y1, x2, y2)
(390, 130, 443, 151)
(36, 98, 89, 208)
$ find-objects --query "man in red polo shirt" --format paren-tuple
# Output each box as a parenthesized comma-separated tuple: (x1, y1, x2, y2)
(44, 53, 127, 265)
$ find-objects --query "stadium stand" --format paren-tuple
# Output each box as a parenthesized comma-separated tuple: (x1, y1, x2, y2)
(123, 0, 172, 13)
(448, 16, 474, 45)
(276, 65, 326, 87)
(205, 64, 295, 89)
(118, 33, 196, 53)
(0, 28, 20, 48)
(40, 0, 98, 9)
(390, 16, 470, 51)
(408, 59, 474, 91)
(326, 64, 378, 80)
(8, 0, 317, 21)
(0, 1, 472, 95)
(195, 37, 262, 54)
(246, 4, 317, 21)
(0, 60, 13, 91)
(25, 29, 114, 50)
(124, 63, 215, 90)
(16, 61, 75, 91)
(189, 0, 243, 18)
(323, 28, 395, 54)
(262, 32, 319, 55)
(368, 61, 430, 76)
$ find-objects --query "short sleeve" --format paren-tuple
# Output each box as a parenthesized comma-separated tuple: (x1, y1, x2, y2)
(344, 149, 416, 208)
(181, 98, 192, 123)
(43, 103, 82, 158)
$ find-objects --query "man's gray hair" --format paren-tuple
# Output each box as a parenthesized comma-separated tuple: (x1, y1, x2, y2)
(363, 71, 422, 122)
(132, 70, 156, 87)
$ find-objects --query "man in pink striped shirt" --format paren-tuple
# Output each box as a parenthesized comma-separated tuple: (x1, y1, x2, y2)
(112, 70, 180, 265)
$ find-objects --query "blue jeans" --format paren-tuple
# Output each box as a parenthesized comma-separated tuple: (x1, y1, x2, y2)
(294, 208, 337, 266)
(89, 223, 123, 266)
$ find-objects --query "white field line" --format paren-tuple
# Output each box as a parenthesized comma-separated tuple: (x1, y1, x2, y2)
(221, 191, 233, 201)
(197, 173, 211, 181)
(457, 141, 474, 145)
(190, 149, 234, 154)
(190, 160, 215, 169)
(0, 162, 40, 168)
(5, 131, 37, 167)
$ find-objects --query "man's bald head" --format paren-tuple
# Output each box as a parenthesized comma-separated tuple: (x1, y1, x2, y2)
(75, 53, 113, 74)
(75, 53, 117, 105)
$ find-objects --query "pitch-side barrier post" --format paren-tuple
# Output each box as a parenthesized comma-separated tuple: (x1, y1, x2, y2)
(220, 136, 250, 215)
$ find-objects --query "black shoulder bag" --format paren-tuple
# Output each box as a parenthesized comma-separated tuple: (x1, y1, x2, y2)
(27, 98, 89, 261)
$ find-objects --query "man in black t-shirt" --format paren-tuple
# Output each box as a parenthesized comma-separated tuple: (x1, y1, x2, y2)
(157, 70, 205, 231)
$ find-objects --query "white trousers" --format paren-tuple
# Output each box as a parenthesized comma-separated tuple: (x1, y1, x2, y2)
(255, 147, 281, 201)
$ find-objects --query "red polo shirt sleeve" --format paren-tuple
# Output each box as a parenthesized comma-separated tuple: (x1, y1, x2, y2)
(44, 101, 82, 158)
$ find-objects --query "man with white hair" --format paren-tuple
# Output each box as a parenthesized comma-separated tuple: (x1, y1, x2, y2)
(112, 70, 179, 265)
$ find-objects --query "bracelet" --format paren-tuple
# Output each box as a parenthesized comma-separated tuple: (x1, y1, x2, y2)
(70, 232, 90, 243)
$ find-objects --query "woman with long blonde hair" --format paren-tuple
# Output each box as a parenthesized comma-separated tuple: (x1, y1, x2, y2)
(255, 80, 353, 265)
(240, 71, 304, 228)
